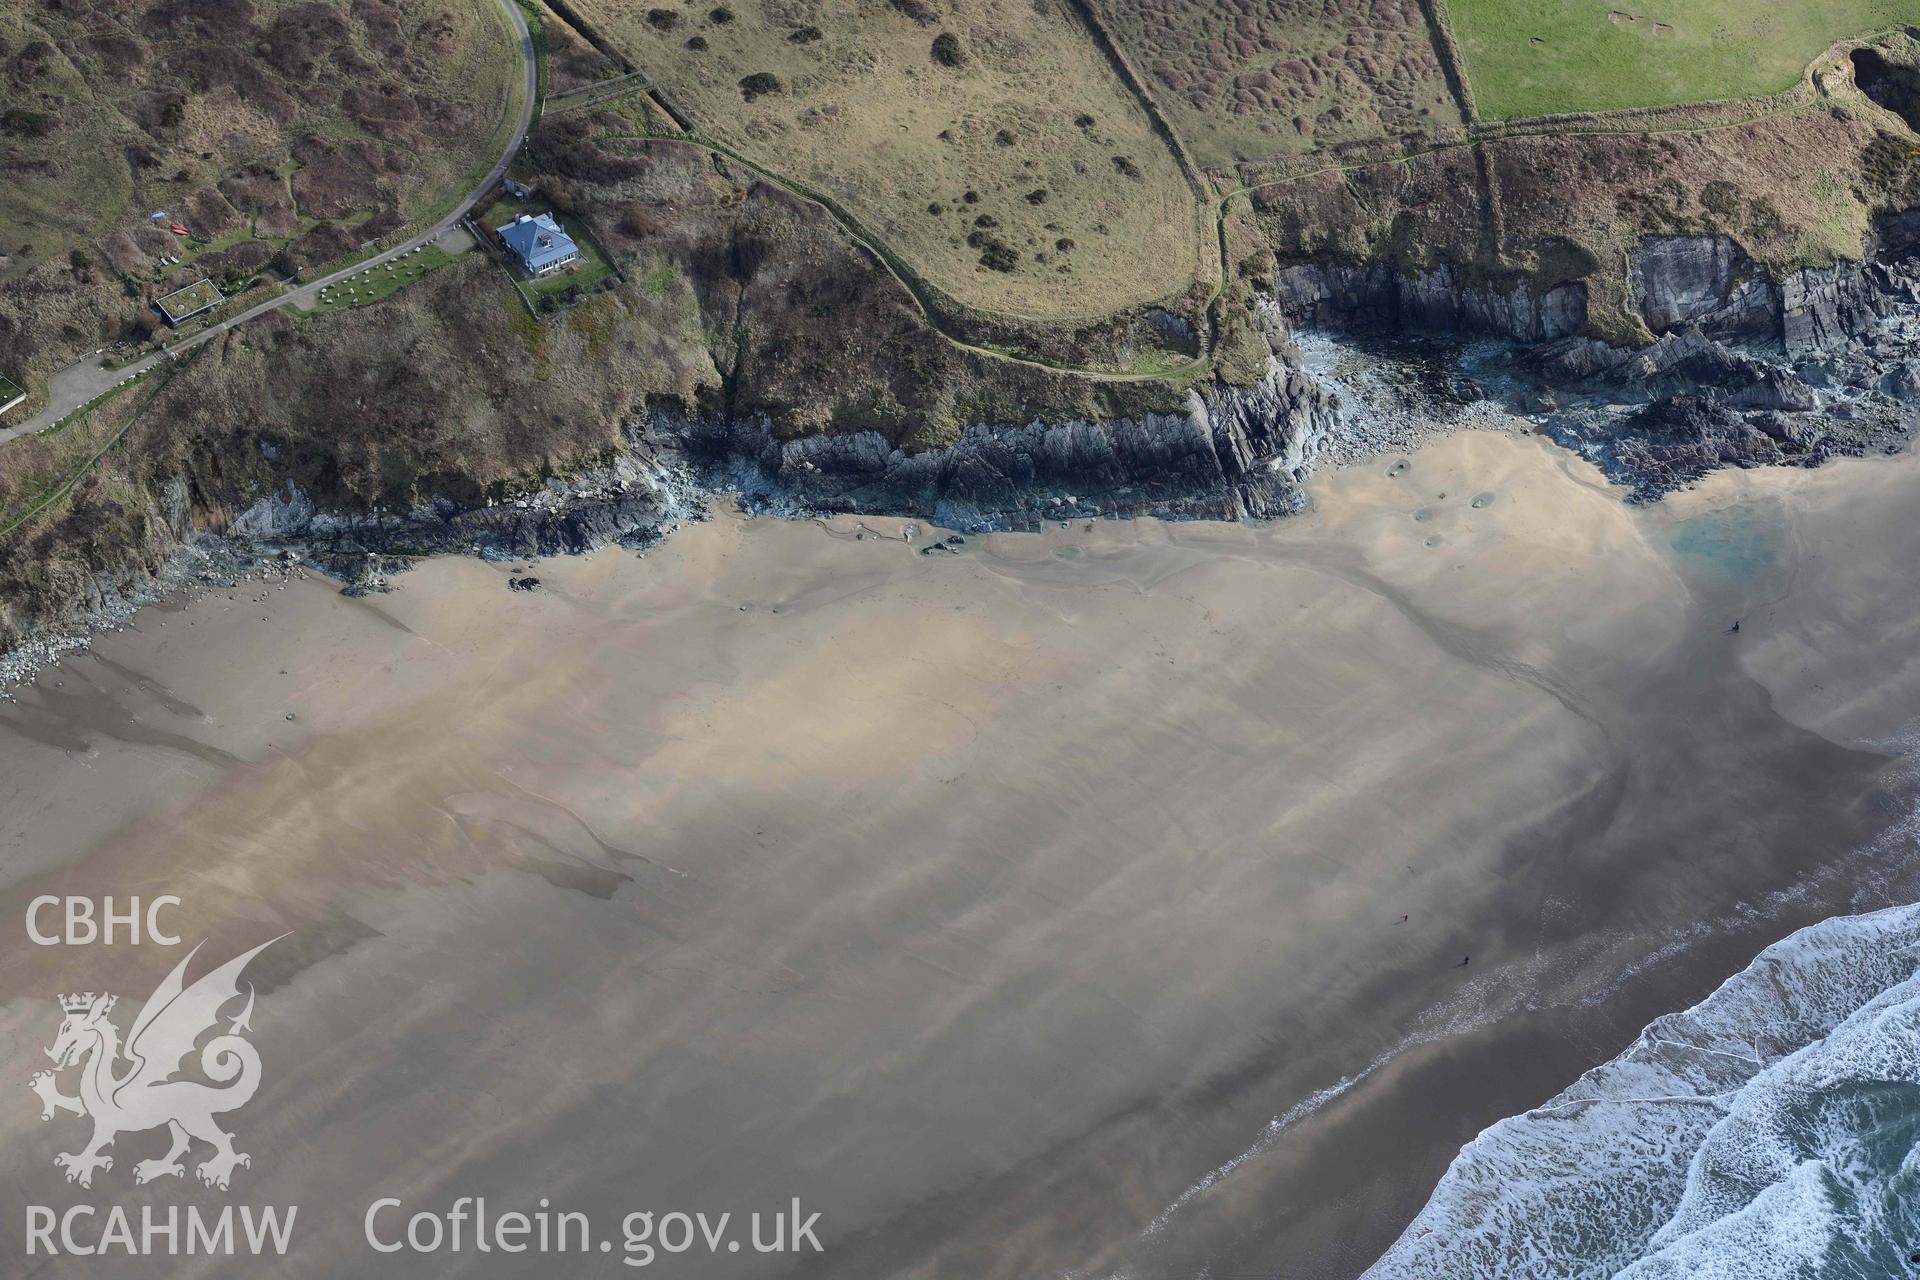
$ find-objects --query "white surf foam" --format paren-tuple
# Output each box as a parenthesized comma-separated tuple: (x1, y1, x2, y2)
(1362, 903, 1920, 1279)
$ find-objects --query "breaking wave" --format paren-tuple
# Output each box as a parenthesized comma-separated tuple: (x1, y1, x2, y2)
(1363, 902, 1920, 1279)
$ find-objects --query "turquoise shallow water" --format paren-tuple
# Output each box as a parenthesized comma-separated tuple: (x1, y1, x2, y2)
(1353, 480, 1920, 1278)
(1363, 891, 1920, 1280)
(1665, 503, 1789, 589)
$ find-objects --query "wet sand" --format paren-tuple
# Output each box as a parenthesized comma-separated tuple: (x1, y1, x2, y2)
(1, 428, 1916, 1278)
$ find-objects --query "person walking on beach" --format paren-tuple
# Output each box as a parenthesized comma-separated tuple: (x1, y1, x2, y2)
(1394, 913, 1409, 926)
(1461, 955, 1470, 967)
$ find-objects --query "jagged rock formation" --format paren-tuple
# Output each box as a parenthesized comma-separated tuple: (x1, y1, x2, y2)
(215, 453, 703, 592)
(1631, 236, 1781, 341)
(1267, 213, 1920, 501)
(666, 355, 1343, 527)
(0, 345, 1346, 674)
(1272, 221, 1920, 357)
(1531, 329, 1815, 410)
(1270, 262, 1586, 343)
(1629, 224, 1920, 356)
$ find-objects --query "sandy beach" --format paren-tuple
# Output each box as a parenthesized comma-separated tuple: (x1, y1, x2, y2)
(2, 426, 1917, 1278)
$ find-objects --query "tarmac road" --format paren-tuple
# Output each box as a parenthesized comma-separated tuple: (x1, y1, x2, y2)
(0, 0, 537, 447)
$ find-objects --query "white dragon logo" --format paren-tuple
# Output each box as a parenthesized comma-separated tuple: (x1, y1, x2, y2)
(27, 937, 282, 1191)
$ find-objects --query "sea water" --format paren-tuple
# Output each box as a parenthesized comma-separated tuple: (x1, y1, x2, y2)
(1363, 901, 1920, 1278)
(1357, 496, 1913, 1279)
(1665, 503, 1787, 590)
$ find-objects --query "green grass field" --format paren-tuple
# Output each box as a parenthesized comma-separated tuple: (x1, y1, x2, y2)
(308, 246, 455, 312)
(1447, 0, 1914, 119)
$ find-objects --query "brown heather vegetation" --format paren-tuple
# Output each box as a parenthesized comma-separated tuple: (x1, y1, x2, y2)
(0, 124, 1169, 646)
(0, 0, 519, 391)
(9, 0, 1920, 660)
(535, 0, 621, 94)
(1092, 0, 1464, 168)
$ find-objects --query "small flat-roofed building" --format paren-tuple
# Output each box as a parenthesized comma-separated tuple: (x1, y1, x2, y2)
(497, 212, 579, 278)
(154, 279, 224, 326)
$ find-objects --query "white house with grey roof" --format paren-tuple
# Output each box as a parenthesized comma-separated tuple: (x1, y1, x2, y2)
(497, 212, 580, 278)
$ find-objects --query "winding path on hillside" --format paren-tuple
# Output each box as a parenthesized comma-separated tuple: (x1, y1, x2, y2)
(0, 0, 538, 448)
(0, 0, 1871, 453)
(574, 11, 1851, 386)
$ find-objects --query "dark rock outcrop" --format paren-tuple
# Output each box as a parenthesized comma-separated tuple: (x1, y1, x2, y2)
(1599, 394, 1797, 501)
(1781, 263, 1899, 356)
(1626, 227, 1920, 357)
(168, 355, 1342, 627)
(668, 357, 1343, 528)
(1530, 329, 1813, 409)
(1278, 215, 1920, 504)
(1483, 306, 1910, 502)
(1632, 236, 1780, 341)
(1274, 216, 1920, 359)
(1271, 262, 1586, 343)
(224, 458, 689, 568)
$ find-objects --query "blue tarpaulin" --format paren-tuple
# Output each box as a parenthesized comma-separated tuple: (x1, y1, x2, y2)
(149, 212, 168, 220)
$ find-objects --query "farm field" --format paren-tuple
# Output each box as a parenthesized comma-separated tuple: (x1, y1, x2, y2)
(1092, 0, 1464, 168)
(1446, 0, 1915, 119)
(307, 245, 456, 312)
(567, 0, 1207, 318)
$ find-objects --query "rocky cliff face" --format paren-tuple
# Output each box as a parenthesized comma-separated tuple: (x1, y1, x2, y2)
(219, 452, 696, 589)
(0, 349, 1347, 679)
(299, 355, 1337, 550)
(1630, 229, 1920, 357)
(1631, 236, 1781, 341)
(1489, 229, 1920, 501)
(1781, 261, 1908, 356)
(1565, 226, 1920, 395)
(0, 477, 202, 683)
(1271, 262, 1587, 343)
(1266, 215, 1920, 502)
(666, 355, 1343, 526)
(1272, 213, 1920, 358)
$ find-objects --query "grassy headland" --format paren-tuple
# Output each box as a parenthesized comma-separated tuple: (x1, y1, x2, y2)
(564, 0, 1209, 319)
(1448, 0, 1913, 118)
